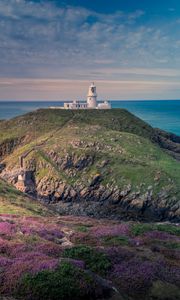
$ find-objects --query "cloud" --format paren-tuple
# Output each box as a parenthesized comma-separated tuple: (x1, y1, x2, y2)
(0, 0, 179, 99)
(0, 78, 179, 100)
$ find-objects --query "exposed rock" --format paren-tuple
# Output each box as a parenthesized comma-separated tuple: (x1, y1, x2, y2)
(89, 174, 102, 187)
(48, 150, 94, 171)
(0, 163, 6, 173)
(154, 128, 180, 160)
(0, 137, 24, 160)
(1, 162, 179, 222)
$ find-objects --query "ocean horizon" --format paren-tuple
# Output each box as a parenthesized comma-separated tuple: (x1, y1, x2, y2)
(0, 100, 180, 136)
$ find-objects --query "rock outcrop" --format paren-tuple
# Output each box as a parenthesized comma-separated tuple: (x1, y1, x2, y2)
(35, 177, 179, 222)
(0, 137, 24, 160)
(2, 161, 179, 222)
(154, 129, 180, 160)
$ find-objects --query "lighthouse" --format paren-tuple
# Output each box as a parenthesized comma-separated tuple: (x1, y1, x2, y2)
(62, 82, 111, 109)
(87, 82, 97, 109)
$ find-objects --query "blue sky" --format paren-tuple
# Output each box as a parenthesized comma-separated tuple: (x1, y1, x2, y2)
(0, 0, 180, 100)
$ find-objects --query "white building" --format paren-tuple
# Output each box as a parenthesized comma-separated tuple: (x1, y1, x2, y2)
(63, 82, 111, 110)
(97, 100, 111, 109)
(64, 100, 87, 109)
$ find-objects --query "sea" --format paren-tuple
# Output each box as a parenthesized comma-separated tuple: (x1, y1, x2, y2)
(0, 100, 180, 136)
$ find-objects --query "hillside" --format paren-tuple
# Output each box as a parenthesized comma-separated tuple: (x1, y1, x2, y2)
(0, 178, 53, 217)
(0, 109, 180, 300)
(0, 108, 180, 222)
(0, 179, 180, 300)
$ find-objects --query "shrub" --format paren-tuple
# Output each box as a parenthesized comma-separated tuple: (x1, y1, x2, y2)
(131, 223, 180, 237)
(76, 225, 89, 233)
(102, 236, 129, 246)
(131, 223, 154, 236)
(164, 241, 180, 249)
(62, 245, 111, 275)
(155, 224, 180, 236)
(16, 262, 108, 300)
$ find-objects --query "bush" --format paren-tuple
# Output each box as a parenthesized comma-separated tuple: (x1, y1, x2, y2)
(131, 223, 180, 237)
(102, 236, 129, 246)
(131, 224, 154, 236)
(62, 245, 111, 275)
(16, 262, 107, 300)
(76, 225, 89, 232)
(155, 224, 180, 236)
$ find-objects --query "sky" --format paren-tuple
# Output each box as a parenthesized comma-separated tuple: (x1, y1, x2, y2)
(0, 0, 180, 100)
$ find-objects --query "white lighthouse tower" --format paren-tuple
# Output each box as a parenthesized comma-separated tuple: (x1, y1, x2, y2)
(87, 82, 97, 109)
(62, 82, 111, 109)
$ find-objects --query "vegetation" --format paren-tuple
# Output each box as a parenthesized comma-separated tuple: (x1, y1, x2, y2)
(0, 179, 52, 216)
(1, 109, 180, 199)
(16, 262, 104, 300)
(102, 235, 129, 246)
(0, 109, 179, 299)
(62, 245, 111, 275)
(0, 211, 179, 300)
(131, 223, 180, 236)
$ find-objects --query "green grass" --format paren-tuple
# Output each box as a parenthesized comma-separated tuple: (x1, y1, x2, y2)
(75, 225, 90, 233)
(164, 241, 180, 249)
(102, 235, 129, 246)
(0, 179, 52, 217)
(16, 262, 100, 300)
(62, 245, 111, 276)
(131, 223, 180, 236)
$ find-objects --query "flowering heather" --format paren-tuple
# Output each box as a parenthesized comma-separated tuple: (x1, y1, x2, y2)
(0, 240, 31, 258)
(36, 242, 62, 257)
(1, 252, 59, 292)
(159, 264, 180, 286)
(21, 220, 64, 242)
(0, 214, 179, 299)
(10, 243, 31, 258)
(143, 230, 180, 241)
(0, 256, 12, 267)
(0, 221, 15, 235)
(91, 223, 130, 238)
(103, 246, 134, 265)
(36, 227, 64, 241)
(0, 238, 11, 256)
(111, 257, 159, 294)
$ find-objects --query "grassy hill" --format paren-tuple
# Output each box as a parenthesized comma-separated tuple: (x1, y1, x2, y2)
(0, 109, 179, 221)
(0, 109, 180, 300)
